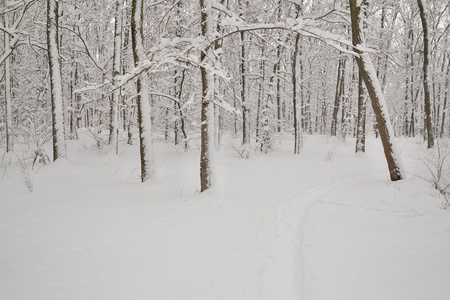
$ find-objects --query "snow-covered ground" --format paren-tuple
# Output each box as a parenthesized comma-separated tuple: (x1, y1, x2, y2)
(1, 132, 449, 299)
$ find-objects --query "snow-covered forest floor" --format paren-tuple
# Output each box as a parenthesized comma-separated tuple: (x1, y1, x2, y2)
(1, 132, 449, 299)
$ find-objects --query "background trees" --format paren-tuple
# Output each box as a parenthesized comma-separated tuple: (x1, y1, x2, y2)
(1, 0, 448, 187)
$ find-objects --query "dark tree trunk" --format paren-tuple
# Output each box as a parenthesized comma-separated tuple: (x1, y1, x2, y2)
(417, 0, 434, 148)
(199, 0, 216, 191)
(47, 0, 67, 160)
(131, 0, 155, 182)
(349, 0, 404, 181)
(355, 67, 366, 153)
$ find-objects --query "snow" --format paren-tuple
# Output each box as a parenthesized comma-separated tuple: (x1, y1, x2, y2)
(1, 133, 449, 299)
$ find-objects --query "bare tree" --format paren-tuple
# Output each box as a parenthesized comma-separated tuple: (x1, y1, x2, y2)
(47, 0, 67, 160)
(349, 0, 404, 181)
(199, 0, 216, 191)
(417, 0, 434, 148)
(131, 0, 155, 181)
(109, 0, 123, 154)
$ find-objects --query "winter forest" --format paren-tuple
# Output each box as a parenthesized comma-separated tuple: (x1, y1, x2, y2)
(1, 0, 450, 299)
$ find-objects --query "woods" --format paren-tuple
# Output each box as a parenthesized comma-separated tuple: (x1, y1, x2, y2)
(1, 0, 449, 189)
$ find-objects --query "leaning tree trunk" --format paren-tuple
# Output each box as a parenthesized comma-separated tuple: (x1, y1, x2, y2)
(349, 0, 404, 181)
(417, 0, 434, 148)
(109, 0, 122, 154)
(199, 0, 216, 192)
(47, 0, 67, 161)
(131, 0, 155, 182)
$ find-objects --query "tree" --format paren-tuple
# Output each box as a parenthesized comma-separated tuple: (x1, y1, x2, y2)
(199, 0, 216, 192)
(417, 0, 434, 148)
(349, 0, 404, 181)
(109, 0, 123, 155)
(355, 68, 366, 153)
(292, 2, 302, 154)
(47, 0, 66, 160)
(3, 2, 13, 153)
(131, 0, 155, 182)
(239, 0, 250, 158)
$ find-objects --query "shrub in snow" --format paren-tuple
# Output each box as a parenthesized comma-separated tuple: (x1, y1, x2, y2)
(422, 140, 450, 209)
(16, 155, 33, 192)
(324, 141, 339, 162)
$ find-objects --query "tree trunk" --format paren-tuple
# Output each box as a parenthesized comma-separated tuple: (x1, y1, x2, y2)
(239, 0, 250, 157)
(131, 0, 155, 182)
(199, 0, 216, 192)
(409, 29, 416, 137)
(47, 0, 66, 161)
(331, 57, 344, 136)
(4, 10, 13, 152)
(349, 0, 404, 181)
(293, 32, 302, 154)
(109, 0, 122, 154)
(355, 67, 366, 153)
(174, 69, 188, 150)
(256, 43, 265, 144)
(417, 0, 434, 148)
(440, 60, 449, 138)
(214, 0, 225, 151)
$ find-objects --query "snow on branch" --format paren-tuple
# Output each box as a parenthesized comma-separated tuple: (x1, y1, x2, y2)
(113, 11, 374, 93)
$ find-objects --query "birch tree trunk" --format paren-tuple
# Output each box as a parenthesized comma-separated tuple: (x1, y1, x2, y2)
(417, 0, 434, 148)
(109, 0, 122, 154)
(47, 0, 66, 160)
(131, 0, 155, 182)
(199, 0, 216, 192)
(349, 0, 404, 181)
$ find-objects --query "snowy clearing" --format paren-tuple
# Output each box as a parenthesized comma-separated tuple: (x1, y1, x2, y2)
(1, 134, 449, 299)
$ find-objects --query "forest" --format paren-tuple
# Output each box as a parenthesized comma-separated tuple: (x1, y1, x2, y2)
(1, 0, 450, 299)
(0, 0, 447, 187)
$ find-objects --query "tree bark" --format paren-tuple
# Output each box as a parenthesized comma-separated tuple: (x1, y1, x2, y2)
(355, 67, 366, 153)
(293, 32, 302, 154)
(4, 10, 13, 152)
(47, 0, 67, 160)
(349, 0, 404, 181)
(239, 0, 250, 157)
(417, 0, 434, 148)
(331, 57, 345, 136)
(440, 60, 449, 138)
(199, 0, 216, 192)
(109, 0, 122, 154)
(131, 0, 155, 182)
